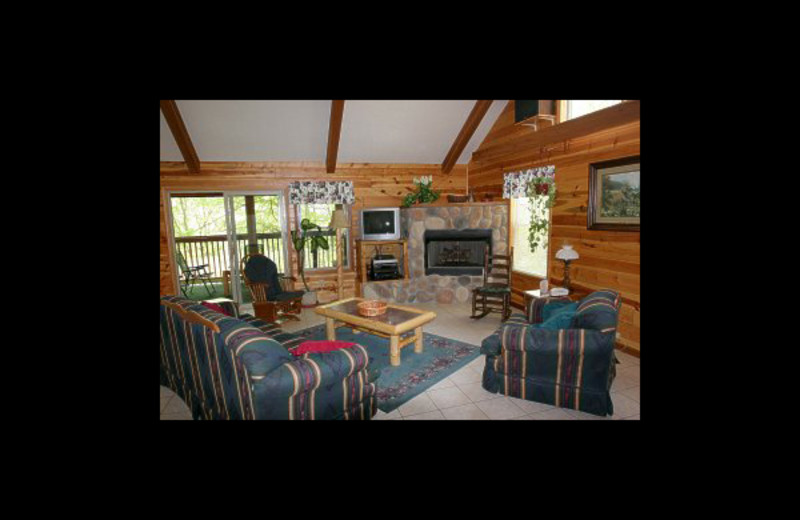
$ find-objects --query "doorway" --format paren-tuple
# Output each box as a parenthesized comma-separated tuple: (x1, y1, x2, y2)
(168, 191, 289, 305)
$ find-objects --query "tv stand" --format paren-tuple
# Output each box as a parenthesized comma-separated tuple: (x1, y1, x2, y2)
(355, 239, 409, 297)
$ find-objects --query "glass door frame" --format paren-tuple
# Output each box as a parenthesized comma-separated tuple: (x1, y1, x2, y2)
(224, 190, 289, 306)
(164, 189, 289, 305)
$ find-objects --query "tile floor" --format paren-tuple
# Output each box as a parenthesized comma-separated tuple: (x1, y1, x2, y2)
(160, 301, 640, 420)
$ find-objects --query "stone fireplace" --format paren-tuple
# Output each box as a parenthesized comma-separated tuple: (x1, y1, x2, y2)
(361, 203, 508, 305)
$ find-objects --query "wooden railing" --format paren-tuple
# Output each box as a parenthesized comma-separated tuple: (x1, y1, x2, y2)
(175, 231, 345, 279)
(175, 233, 287, 278)
(301, 230, 345, 270)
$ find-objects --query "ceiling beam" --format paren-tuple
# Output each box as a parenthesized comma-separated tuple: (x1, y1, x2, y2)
(441, 100, 493, 174)
(160, 100, 200, 174)
(326, 100, 346, 173)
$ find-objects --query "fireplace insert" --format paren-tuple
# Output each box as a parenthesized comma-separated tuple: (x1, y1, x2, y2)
(424, 229, 492, 276)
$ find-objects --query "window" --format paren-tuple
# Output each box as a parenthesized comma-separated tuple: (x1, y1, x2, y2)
(511, 197, 548, 278)
(566, 100, 622, 121)
(296, 203, 350, 270)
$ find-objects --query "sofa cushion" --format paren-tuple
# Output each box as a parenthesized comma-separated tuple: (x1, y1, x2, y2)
(201, 301, 230, 316)
(537, 302, 578, 329)
(570, 290, 621, 332)
(291, 340, 356, 356)
(541, 300, 575, 322)
(211, 314, 293, 377)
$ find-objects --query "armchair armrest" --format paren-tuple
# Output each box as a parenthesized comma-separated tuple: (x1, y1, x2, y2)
(499, 325, 615, 356)
(254, 344, 375, 398)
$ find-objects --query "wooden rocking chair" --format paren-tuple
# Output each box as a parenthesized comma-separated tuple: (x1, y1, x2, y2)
(471, 246, 513, 321)
(241, 253, 304, 324)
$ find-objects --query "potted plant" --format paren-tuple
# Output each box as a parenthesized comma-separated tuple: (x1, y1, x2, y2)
(290, 218, 330, 306)
(402, 176, 441, 207)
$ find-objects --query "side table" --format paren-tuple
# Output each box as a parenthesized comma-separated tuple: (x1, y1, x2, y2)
(523, 289, 572, 323)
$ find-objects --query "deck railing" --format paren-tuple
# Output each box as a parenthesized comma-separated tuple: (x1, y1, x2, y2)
(175, 233, 287, 279)
(175, 231, 345, 279)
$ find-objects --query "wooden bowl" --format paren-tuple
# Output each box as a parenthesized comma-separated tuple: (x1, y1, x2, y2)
(447, 194, 469, 203)
(357, 300, 387, 317)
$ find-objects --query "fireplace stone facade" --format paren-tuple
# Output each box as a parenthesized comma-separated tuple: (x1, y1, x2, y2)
(361, 203, 509, 304)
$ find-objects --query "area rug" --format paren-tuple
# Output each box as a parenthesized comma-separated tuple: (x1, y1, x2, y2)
(290, 324, 482, 412)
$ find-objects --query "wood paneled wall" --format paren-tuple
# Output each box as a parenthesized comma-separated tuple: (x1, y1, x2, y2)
(160, 162, 467, 301)
(468, 101, 640, 354)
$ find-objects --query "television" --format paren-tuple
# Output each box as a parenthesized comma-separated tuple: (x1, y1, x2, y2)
(361, 207, 401, 241)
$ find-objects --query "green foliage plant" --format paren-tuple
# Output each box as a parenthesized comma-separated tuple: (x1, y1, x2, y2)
(402, 175, 441, 208)
(290, 218, 329, 292)
(526, 174, 556, 254)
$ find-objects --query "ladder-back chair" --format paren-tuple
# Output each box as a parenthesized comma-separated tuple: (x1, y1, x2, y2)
(471, 246, 513, 321)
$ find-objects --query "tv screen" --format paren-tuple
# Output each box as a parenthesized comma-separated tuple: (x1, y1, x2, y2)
(363, 210, 396, 235)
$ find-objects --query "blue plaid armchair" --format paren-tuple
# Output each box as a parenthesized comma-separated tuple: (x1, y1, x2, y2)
(480, 290, 621, 416)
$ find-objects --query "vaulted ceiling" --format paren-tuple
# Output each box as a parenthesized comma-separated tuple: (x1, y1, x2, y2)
(159, 100, 507, 165)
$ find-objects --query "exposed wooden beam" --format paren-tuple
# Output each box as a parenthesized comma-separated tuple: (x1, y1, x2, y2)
(326, 100, 346, 173)
(160, 100, 200, 174)
(441, 100, 493, 174)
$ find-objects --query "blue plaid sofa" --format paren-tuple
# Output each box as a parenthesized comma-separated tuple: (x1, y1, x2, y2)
(480, 290, 621, 416)
(160, 296, 378, 420)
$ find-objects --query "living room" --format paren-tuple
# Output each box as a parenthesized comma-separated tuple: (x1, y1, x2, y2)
(160, 100, 640, 420)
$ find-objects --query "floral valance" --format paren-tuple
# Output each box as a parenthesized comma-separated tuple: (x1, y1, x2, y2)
(503, 165, 556, 199)
(288, 181, 355, 205)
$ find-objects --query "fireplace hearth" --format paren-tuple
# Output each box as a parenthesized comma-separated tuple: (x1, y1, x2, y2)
(424, 229, 492, 276)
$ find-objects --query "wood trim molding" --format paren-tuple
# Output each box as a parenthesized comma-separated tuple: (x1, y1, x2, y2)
(326, 100, 345, 173)
(161, 300, 221, 333)
(471, 100, 640, 163)
(160, 100, 200, 174)
(442, 100, 493, 174)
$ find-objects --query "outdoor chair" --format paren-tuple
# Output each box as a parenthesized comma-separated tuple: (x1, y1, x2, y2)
(241, 253, 304, 324)
(471, 246, 513, 321)
(176, 250, 215, 298)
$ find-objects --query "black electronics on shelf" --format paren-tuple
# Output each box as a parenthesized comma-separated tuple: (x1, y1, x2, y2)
(369, 253, 401, 281)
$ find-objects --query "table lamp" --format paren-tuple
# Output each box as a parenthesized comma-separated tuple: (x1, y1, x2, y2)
(555, 244, 579, 291)
(329, 205, 349, 301)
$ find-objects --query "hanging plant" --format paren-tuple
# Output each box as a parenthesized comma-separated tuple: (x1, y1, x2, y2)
(526, 172, 556, 254)
(402, 176, 441, 208)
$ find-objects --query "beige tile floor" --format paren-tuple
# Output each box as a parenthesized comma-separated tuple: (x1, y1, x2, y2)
(160, 301, 640, 421)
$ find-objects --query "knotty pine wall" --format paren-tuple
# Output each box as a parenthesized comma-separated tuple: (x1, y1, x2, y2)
(160, 162, 468, 303)
(468, 101, 640, 354)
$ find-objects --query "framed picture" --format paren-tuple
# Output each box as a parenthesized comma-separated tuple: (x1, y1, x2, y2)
(588, 155, 640, 231)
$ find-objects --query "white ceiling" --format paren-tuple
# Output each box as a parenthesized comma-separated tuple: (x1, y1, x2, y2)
(160, 100, 507, 165)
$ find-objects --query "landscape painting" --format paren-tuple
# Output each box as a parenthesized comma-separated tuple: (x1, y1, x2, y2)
(588, 156, 640, 231)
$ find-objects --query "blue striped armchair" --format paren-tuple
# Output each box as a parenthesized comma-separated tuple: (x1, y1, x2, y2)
(480, 290, 621, 416)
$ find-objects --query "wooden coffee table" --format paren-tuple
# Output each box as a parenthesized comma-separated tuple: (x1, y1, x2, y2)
(314, 298, 436, 366)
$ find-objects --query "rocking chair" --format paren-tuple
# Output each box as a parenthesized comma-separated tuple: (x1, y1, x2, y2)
(241, 253, 304, 324)
(471, 246, 513, 321)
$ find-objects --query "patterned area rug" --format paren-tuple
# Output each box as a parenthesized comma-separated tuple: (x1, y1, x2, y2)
(291, 324, 482, 412)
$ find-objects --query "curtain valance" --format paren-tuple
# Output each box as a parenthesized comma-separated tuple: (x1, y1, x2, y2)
(503, 165, 555, 199)
(288, 181, 355, 205)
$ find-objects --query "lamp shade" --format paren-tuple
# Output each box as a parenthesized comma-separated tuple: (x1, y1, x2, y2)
(555, 244, 579, 261)
(329, 208, 349, 229)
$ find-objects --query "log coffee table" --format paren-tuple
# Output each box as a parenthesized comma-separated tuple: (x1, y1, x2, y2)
(314, 298, 436, 366)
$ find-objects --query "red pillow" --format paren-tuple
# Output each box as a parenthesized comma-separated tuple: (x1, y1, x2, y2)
(201, 301, 230, 316)
(292, 341, 356, 356)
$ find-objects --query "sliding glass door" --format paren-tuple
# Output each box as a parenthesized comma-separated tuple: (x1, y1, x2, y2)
(225, 192, 289, 305)
(169, 191, 288, 305)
